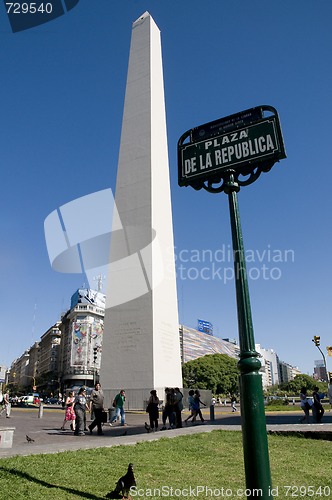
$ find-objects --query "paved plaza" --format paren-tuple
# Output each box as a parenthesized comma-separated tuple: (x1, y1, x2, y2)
(1, 406, 332, 458)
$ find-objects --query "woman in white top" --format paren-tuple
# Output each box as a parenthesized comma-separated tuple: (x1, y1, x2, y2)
(299, 386, 310, 424)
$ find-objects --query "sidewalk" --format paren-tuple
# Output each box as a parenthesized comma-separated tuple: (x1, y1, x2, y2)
(1, 407, 331, 458)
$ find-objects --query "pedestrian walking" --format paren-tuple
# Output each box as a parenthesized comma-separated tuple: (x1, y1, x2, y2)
(161, 388, 175, 430)
(192, 390, 206, 423)
(0, 390, 11, 418)
(184, 389, 196, 425)
(88, 382, 105, 435)
(61, 391, 76, 431)
(231, 395, 238, 412)
(110, 389, 126, 426)
(299, 387, 310, 424)
(74, 387, 89, 436)
(312, 386, 324, 423)
(174, 387, 184, 428)
(146, 389, 160, 431)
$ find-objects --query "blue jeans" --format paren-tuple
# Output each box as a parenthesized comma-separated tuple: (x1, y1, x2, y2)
(111, 406, 125, 425)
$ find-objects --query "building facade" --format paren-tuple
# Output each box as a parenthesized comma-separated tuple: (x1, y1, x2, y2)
(58, 289, 105, 391)
(255, 344, 280, 389)
(38, 322, 61, 376)
(180, 325, 240, 363)
(313, 360, 327, 382)
(8, 350, 30, 388)
(278, 360, 301, 385)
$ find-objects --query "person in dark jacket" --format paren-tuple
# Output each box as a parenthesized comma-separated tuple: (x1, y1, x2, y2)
(174, 387, 184, 428)
(161, 388, 175, 430)
(88, 382, 105, 435)
(312, 386, 324, 423)
(192, 390, 206, 423)
(146, 390, 160, 431)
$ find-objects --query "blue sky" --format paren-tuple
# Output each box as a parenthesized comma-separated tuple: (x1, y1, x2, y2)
(1, 1, 331, 376)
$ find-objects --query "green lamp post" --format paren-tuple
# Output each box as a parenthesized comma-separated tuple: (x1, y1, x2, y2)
(178, 105, 286, 498)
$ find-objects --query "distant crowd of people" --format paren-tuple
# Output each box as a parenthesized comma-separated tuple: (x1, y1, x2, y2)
(57, 383, 123, 436)
(56, 384, 212, 436)
(145, 387, 216, 431)
(147, 387, 186, 430)
(60, 383, 126, 436)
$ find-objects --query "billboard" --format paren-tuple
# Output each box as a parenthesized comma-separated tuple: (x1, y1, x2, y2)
(197, 319, 213, 336)
(71, 321, 89, 366)
(71, 319, 104, 367)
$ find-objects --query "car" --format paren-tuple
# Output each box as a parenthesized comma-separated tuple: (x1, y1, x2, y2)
(44, 397, 61, 405)
(19, 393, 42, 406)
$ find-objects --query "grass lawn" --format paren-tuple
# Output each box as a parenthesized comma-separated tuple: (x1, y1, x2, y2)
(265, 405, 304, 412)
(0, 430, 331, 499)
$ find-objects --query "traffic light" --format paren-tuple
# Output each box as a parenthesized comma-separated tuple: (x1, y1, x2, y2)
(327, 346, 332, 357)
(312, 335, 320, 347)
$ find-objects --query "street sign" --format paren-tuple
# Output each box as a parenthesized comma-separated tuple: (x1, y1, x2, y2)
(178, 106, 286, 187)
(191, 106, 263, 142)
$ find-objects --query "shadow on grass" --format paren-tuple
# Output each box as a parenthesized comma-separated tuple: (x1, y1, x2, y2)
(0, 466, 104, 499)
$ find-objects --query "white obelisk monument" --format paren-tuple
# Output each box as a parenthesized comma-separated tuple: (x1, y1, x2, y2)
(100, 12, 182, 405)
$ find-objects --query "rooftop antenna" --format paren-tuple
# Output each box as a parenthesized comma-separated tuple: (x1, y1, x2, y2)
(94, 274, 105, 292)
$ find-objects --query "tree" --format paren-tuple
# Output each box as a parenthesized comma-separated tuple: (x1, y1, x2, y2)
(280, 374, 326, 394)
(182, 353, 239, 395)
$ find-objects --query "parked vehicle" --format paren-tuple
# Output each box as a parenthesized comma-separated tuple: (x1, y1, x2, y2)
(44, 397, 61, 405)
(19, 393, 42, 406)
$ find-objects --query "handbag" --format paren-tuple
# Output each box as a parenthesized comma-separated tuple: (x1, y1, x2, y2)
(101, 410, 108, 423)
